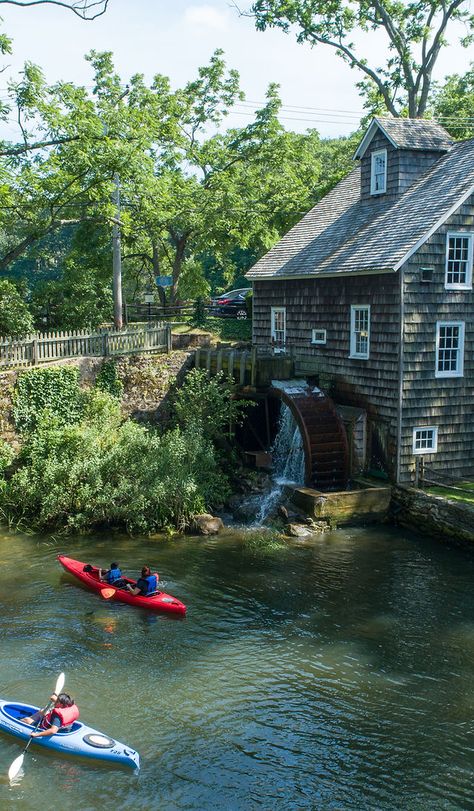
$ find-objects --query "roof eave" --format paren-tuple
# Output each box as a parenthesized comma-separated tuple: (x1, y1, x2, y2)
(394, 181, 474, 270)
(353, 118, 398, 160)
(247, 267, 397, 282)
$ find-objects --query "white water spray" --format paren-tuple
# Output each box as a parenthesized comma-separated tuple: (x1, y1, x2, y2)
(255, 404, 305, 524)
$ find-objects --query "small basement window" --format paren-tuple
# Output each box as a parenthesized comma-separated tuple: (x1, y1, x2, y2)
(311, 329, 327, 345)
(413, 426, 438, 454)
(420, 267, 434, 283)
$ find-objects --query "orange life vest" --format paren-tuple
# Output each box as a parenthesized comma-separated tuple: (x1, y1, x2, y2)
(42, 704, 80, 730)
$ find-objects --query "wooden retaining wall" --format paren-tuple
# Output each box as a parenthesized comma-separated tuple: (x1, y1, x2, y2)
(194, 346, 257, 386)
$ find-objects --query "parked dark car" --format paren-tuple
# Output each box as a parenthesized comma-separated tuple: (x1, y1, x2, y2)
(210, 288, 252, 319)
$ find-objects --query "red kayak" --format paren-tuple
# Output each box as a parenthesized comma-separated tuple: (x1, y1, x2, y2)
(57, 554, 186, 616)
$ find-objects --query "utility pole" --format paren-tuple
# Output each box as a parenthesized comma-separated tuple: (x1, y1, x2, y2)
(112, 171, 123, 330)
(109, 85, 129, 331)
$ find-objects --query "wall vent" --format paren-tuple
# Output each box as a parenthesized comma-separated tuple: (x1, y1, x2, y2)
(420, 267, 434, 283)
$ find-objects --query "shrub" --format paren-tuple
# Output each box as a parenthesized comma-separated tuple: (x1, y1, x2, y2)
(12, 367, 85, 434)
(1, 391, 229, 534)
(94, 360, 123, 399)
(173, 368, 251, 442)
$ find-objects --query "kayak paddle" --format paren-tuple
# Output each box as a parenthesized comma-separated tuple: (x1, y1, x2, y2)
(100, 588, 116, 599)
(8, 672, 65, 782)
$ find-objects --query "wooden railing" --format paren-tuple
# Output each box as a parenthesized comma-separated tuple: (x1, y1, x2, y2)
(195, 346, 257, 386)
(0, 324, 171, 370)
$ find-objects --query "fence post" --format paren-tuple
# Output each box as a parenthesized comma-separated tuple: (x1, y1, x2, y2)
(250, 346, 257, 387)
(103, 333, 109, 357)
(195, 347, 201, 369)
(240, 351, 247, 386)
(32, 338, 38, 365)
(166, 324, 172, 353)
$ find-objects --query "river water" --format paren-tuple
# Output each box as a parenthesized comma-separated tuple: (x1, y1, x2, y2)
(1, 525, 474, 810)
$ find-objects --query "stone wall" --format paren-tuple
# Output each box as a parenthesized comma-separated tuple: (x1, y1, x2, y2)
(391, 484, 474, 547)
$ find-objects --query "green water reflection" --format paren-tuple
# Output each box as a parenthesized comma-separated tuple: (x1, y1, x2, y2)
(1, 525, 474, 810)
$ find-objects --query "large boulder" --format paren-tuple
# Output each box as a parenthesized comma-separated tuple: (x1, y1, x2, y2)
(192, 514, 224, 535)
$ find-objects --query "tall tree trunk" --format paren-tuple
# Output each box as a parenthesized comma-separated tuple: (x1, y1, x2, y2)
(171, 234, 187, 304)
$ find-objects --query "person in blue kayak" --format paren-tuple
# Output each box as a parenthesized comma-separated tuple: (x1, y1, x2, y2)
(126, 565, 159, 597)
(99, 562, 126, 588)
(23, 692, 80, 738)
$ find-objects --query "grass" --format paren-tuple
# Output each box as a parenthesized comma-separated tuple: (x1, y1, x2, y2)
(172, 317, 252, 343)
(424, 480, 474, 506)
(241, 528, 286, 554)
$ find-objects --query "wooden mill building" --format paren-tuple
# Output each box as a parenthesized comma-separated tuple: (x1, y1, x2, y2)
(246, 117, 474, 485)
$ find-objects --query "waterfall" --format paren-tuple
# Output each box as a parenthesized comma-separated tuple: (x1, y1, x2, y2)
(255, 404, 305, 524)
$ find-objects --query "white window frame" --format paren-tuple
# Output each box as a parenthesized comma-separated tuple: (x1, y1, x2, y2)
(370, 149, 387, 195)
(445, 232, 473, 290)
(350, 305, 370, 359)
(271, 306, 286, 352)
(311, 328, 327, 345)
(435, 321, 465, 378)
(413, 426, 438, 455)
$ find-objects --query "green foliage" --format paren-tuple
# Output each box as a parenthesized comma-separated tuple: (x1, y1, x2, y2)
(203, 317, 252, 343)
(173, 369, 250, 441)
(432, 66, 474, 140)
(12, 367, 84, 434)
(0, 438, 14, 475)
(242, 528, 286, 555)
(0, 279, 33, 337)
(251, 0, 474, 117)
(191, 297, 207, 328)
(94, 360, 123, 399)
(1, 391, 228, 534)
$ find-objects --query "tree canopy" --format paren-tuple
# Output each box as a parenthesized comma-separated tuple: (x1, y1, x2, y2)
(0, 45, 358, 322)
(247, 0, 474, 118)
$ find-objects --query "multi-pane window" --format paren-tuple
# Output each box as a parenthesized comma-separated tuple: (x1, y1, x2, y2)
(271, 307, 286, 350)
(350, 305, 370, 359)
(445, 233, 473, 289)
(370, 149, 387, 195)
(413, 427, 438, 454)
(435, 321, 464, 377)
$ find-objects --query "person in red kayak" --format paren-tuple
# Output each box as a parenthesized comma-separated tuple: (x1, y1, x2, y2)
(99, 562, 126, 588)
(126, 565, 159, 597)
(23, 692, 80, 738)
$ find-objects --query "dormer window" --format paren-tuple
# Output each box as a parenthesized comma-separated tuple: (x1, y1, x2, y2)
(370, 149, 387, 195)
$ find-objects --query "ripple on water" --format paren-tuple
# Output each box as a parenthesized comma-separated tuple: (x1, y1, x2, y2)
(2, 527, 474, 810)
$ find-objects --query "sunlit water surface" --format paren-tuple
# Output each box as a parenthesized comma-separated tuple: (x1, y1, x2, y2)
(1, 526, 474, 810)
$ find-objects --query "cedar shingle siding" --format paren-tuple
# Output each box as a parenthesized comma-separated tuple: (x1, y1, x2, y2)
(247, 117, 474, 484)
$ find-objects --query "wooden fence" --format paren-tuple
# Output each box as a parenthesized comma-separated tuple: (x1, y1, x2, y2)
(0, 324, 172, 370)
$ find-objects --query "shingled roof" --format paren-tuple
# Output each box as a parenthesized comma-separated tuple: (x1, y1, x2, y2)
(246, 136, 474, 281)
(354, 117, 453, 158)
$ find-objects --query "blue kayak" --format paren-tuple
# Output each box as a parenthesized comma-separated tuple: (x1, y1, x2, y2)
(0, 699, 140, 771)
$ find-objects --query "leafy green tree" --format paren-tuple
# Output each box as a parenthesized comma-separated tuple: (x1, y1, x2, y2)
(432, 65, 474, 139)
(121, 69, 356, 302)
(0, 279, 33, 336)
(248, 0, 474, 117)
